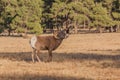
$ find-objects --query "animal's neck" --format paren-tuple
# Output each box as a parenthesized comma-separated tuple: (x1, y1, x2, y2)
(56, 38, 63, 44)
(53, 37, 63, 49)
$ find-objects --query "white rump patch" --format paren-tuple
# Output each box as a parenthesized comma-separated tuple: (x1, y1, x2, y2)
(30, 36, 37, 49)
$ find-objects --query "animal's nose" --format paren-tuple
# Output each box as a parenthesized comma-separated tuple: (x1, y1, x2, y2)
(65, 34, 69, 39)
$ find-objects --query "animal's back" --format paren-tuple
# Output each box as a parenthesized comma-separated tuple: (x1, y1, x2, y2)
(30, 35, 52, 50)
(30, 35, 62, 50)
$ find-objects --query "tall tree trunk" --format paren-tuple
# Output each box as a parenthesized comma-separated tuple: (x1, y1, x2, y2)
(8, 25, 11, 36)
(110, 26, 113, 32)
(99, 27, 103, 33)
(22, 27, 28, 38)
(74, 21, 78, 34)
(83, 19, 86, 29)
(8, 30, 11, 36)
(117, 25, 120, 32)
(74, 0, 78, 34)
(96, 26, 102, 33)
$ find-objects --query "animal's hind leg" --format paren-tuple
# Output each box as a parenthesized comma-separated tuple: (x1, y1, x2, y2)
(32, 49, 36, 63)
(35, 50, 41, 62)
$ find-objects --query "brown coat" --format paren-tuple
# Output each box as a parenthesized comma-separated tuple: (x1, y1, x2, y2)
(35, 36, 63, 51)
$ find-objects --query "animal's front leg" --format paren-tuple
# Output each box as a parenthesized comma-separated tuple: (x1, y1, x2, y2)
(47, 50, 52, 62)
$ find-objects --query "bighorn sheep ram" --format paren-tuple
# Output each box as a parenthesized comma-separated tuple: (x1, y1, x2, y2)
(30, 29, 68, 62)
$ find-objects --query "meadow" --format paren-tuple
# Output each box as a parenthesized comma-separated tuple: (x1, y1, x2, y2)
(0, 33, 120, 80)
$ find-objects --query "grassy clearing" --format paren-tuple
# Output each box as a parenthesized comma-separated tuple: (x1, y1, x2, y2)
(0, 33, 120, 80)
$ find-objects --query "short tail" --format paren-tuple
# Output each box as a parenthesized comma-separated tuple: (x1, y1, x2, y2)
(29, 36, 37, 49)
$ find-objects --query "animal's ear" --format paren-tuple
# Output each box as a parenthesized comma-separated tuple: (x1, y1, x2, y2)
(53, 30, 58, 34)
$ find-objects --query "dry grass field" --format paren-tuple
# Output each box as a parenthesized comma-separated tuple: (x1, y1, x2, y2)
(0, 33, 120, 80)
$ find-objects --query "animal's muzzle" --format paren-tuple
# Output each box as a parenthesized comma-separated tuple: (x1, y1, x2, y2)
(65, 34, 69, 39)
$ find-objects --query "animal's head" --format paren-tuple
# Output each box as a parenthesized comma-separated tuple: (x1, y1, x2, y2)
(53, 29, 69, 39)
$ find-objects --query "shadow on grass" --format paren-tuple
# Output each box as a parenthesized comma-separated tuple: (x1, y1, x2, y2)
(0, 73, 93, 80)
(0, 51, 120, 68)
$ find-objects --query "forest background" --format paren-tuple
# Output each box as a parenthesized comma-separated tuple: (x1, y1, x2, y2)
(0, 0, 120, 36)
